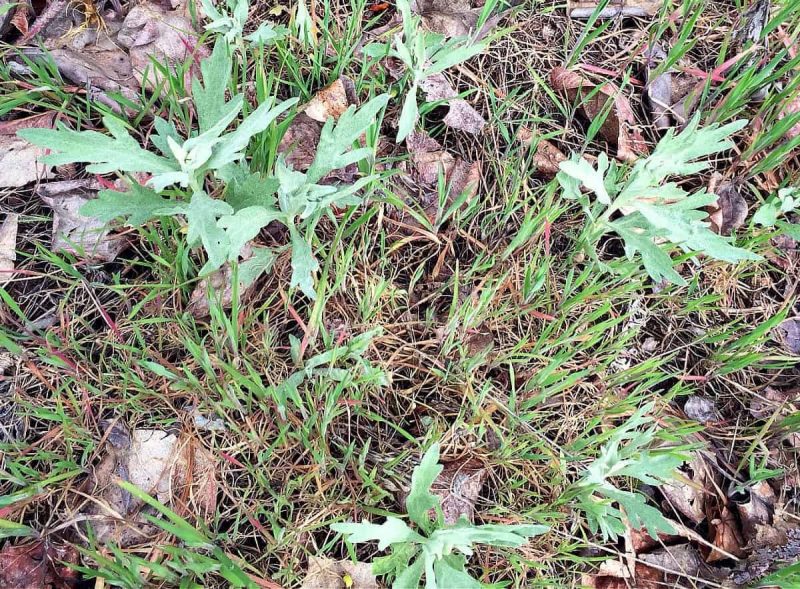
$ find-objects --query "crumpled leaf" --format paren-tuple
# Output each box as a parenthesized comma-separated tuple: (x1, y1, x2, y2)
(774, 317, 800, 355)
(410, 0, 507, 39)
(749, 386, 795, 420)
(0, 136, 54, 188)
(735, 481, 776, 543)
(0, 540, 80, 589)
(707, 505, 745, 562)
(581, 559, 664, 589)
(706, 175, 748, 234)
(0, 214, 18, 282)
(300, 556, 379, 589)
(390, 130, 481, 230)
(117, 2, 203, 90)
(303, 77, 358, 123)
(683, 394, 720, 424)
(38, 180, 127, 262)
(85, 423, 218, 546)
(568, 0, 662, 18)
(431, 458, 487, 524)
(639, 544, 725, 583)
(551, 67, 649, 162)
(659, 452, 711, 524)
(419, 72, 486, 134)
(516, 127, 568, 177)
(644, 43, 702, 130)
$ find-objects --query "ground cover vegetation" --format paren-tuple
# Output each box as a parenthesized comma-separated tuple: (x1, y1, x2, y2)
(0, 0, 799, 586)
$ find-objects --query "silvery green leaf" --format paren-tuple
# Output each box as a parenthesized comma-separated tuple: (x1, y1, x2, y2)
(289, 227, 319, 299)
(149, 171, 191, 192)
(392, 556, 424, 589)
(406, 443, 443, 530)
(433, 557, 480, 589)
(613, 222, 685, 285)
(331, 517, 424, 551)
(397, 89, 419, 144)
(238, 246, 276, 287)
(246, 22, 288, 45)
(151, 117, 182, 159)
(225, 168, 279, 211)
(80, 182, 180, 226)
(193, 39, 233, 134)
(18, 116, 176, 176)
(207, 97, 299, 170)
(306, 94, 390, 183)
(218, 206, 280, 260)
(559, 157, 610, 205)
(178, 191, 233, 273)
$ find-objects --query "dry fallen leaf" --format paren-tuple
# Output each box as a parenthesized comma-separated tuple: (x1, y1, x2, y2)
(568, 0, 662, 18)
(750, 386, 796, 420)
(85, 423, 218, 546)
(0, 213, 18, 282)
(581, 559, 664, 589)
(550, 67, 648, 162)
(774, 317, 800, 355)
(644, 43, 703, 130)
(638, 544, 721, 583)
(390, 131, 481, 230)
(0, 540, 80, 589)
(38, 180, 127, 263)
(300, 557, 378, 589)
(117, 2, 202, 90)
(516, 128, 568, 177)
(420, 72, 486, 135)
(660, 453, 711, 524)
(683, 394, 720, 424)
(707, 505, 745, 562)
(303, 77, 357, 122)
(431, 458, 487, 524)
(410, 0, 507, 39)
(0, 136, 54, 188)
(707, 176, 748, 235)
(735, 481, 776, 543)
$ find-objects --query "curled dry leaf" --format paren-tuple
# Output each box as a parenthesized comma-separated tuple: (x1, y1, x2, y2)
(117, 2, 202, 90)
(707, 505, 745, 562)
(550, 67, 648, 162)
(638, 544, 723, 583)
(390, 131, 481, 231)
(0, 136, 54, 188)
(683, 394, 720, 424)
(300, 556, 378, 589)
(0, 213, 18, 282)
(431, 458, 487, 524)
(420, 72, 486, 135)
(581, 559, 664, 589)
(749, 386, 796, 420)
(516, 127, 568, 177)
(734, 481, 776, 543)
(644, 43, 702, 130)
(706, 175, 748, 235)
(774, 317, 800, 355)
(85, 423, 218, 546)
(660, 453, 712, 524)
(37, 180, 127, 263)
(410, 0, 507, 39)
(303, 77, 357, 122)
(568, 0, 662, 18)
(0, 540, 80, 589)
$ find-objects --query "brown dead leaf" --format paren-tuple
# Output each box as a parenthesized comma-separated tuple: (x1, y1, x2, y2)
(750, 386, 796, 420)
(550, 67, 648, 162)
(390, 131, 480, 230)
(581, 559, 664, 589)
(420, 73, 486, 135)
(38, 180, 127, 262)
(643, 43, 703, 130)
(568, 0, 662, 18)
(774, 317, 800, 355)
(117, 2, 202, 90)
(0, 213, 18, 282)
(85, 423, 218, 545)
(517, 128, 568, 177)
(778, 94, 800, 140)
(660, 453, 712, 524)
(0, 540, 79, 589)
(638, 544, 722, 583)
(300, 557, 378, 589)
(9, 3, 28, 35)
(707, 505, 745, 562)
(431, 458, 487, 524)
(0, 112, 56, 136)
(0, 136, 54, 188)
(707, 175, 748, 234)
(735, 481, 776, 543)
(303, 77, 357, 122)
(410, 0, 507, 39)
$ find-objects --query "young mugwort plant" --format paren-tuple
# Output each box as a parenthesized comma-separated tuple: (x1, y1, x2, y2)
(19, 39, 389, 300)
(331, 443, 548, 588)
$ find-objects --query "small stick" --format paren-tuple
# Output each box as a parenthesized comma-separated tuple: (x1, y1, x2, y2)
(17, 0, 70, 45)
